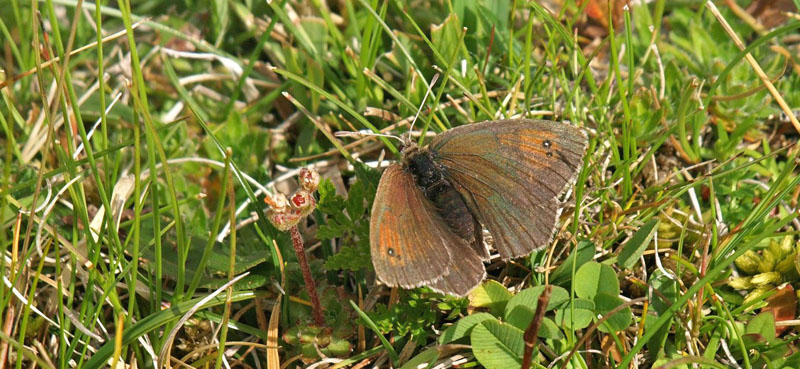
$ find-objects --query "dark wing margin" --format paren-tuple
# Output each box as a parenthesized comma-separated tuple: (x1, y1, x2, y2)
(427, 246, 486, 296)
(429, 119, 588, 259)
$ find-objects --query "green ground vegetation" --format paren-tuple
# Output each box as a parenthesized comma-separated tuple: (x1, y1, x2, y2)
(2, 0, 800, 368)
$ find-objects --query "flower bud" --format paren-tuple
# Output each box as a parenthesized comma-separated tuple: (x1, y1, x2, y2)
(744, 286, 772, 305)
(775, 256, 796, 275)
(265, 193, 288, 213)
(734, 250, 760, 275)
(727, 276, 753, 290)
(750, 272, 781, 286)
(757, 251, 776, 274)
(299, 168, 320, 191)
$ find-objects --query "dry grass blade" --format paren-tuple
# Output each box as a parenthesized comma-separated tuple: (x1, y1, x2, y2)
(0, 20, 147, 91)
(706, 0, 800, 134)
(267, 239, 286, 369)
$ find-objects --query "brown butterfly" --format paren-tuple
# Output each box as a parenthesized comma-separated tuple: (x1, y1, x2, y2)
(369, 119, 588, 296)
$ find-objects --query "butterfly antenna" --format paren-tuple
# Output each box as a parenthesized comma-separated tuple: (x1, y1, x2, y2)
(334, 130, 405, 143)
(407, 73, 439, 138)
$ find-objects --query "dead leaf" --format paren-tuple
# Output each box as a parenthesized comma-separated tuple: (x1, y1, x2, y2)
(746, 0, 798, 29)
(577, 0, 631, 39)
(600, 333, 623, 364)
(763, 284, 797, 335)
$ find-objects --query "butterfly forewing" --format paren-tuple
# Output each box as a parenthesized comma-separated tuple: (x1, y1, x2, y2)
(429, 119, 588, 259)
(370, 164, 466, 288)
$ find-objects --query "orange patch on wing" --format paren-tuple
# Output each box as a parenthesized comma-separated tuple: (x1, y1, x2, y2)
(380, 226, 395, 251)
(495, 131, 557, 171)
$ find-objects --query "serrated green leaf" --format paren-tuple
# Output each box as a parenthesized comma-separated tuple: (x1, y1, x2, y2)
(206, 237, 268, 274)
(351, 300, 399, 364)
(318, 165, 377, 274)
(317, 222, 347, 239)
(317, 179, 345, 214)
(142, 233, 268, 290)
(334, 211, 354, 228)
(471, 320, 523, 369)
(438, 312, 495, 344)
(346, 180, 366, 220)
(324, 240, 372, 271)
(617, 219, 659, 269)
(354, 161, 381, 199)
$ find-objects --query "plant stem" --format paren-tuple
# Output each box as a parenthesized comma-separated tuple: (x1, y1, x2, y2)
(289, 226, 325, 326)
(521, 285, 551, 369)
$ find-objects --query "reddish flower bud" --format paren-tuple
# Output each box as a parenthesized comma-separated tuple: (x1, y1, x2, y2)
(263, 168, 319, 231)
(291, 192, 307, 208)
(264, 193, 288, 213)
(299, 168, 320, 191)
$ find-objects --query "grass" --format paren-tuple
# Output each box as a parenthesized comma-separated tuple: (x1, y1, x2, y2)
(2, 0, 800, 368)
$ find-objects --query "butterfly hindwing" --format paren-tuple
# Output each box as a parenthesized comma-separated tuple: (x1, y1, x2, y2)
(370, 164, 467, 288)
(429, 119, 588, 259)
(426, 246, 486, 296)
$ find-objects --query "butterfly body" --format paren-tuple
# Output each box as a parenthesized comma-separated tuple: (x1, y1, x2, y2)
(403, 145, 482, 248)
(370, 119, 588, 296)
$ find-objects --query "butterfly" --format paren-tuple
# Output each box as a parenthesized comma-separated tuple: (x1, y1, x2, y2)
(369, 119, 588, 296)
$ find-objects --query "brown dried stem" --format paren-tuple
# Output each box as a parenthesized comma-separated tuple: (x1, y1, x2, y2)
(289, 226, 325, 326)
(521, 285, 552, 369)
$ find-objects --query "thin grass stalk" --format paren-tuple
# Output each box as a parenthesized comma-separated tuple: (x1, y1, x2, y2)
(607, 0, 633, 198)
(110, 312, 125, 369)
(14, 241, 51, 369)
(187, 164, 233, 297)
(93, 0, 110, 191)
(124, 63, 147, 355)
(215, 148, 236, 369)
(41, 0, 127, 326)
(118, 0, 187, 309)
(418, 27, 467, 143)
(676, 79, 700, 162)
(173, 63, 281, 277)
(221, 0, 284, 120)
(522, 7, 535, 116)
